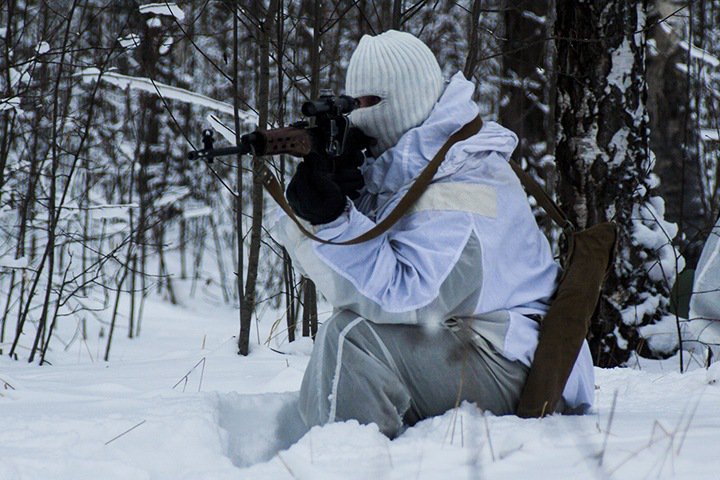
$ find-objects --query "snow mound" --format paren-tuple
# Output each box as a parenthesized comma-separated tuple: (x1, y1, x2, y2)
(217, 391, 305, 467)
(4, 296, 720, 479)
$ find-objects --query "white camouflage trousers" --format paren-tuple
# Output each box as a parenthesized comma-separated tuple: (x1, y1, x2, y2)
(298, 310, 529, 438)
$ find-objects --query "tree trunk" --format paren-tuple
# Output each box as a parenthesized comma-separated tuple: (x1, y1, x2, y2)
(303, 278, 318, 338)
(391, 0, 403, 30)
(555, 0, 673, 366)
(276, 0, 299, 342)
(500, 0, 549, 158)
(232, 3, 246, 349)
(299, 0, 324, 339)
(239, 0, 278, 355)
(209, 214, 230, 303)
(647, 11, 704, 267)
(463, 0, 483, 80)
(179, 218, 187, 280)
(0, 0, 16, 203)
(28, 0, 79, 363)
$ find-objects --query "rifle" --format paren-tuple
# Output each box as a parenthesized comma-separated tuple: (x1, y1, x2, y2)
(187, 90, 382, 245)
(187, 90, 361, 163)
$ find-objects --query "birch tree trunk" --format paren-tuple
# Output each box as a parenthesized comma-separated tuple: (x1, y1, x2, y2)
(554, 0, 676, 366)
(232, 3, 246, 353)
(300, 0, 323, 340)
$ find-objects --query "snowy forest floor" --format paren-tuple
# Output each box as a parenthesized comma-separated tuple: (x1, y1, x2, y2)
(2, 284, 720, 479)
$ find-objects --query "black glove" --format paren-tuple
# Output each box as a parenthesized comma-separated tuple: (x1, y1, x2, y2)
(330, 127, 374, 200)
(332, 150, 364, 200)
(286, 155, 346, 225)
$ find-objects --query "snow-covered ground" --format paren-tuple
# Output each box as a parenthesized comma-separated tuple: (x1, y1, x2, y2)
(3, 288, 720, 480)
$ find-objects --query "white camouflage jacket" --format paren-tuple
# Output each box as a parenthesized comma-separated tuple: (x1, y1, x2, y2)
(274, 72, 595, 412)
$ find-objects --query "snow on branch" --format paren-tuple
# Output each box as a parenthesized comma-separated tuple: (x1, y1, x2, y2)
(183, 206, 212, 219)
(75, 68, 258, 125)
(701, 129, 720, 142)
(0, 257, 28, 270)
(660, 22, 720, 68)
(118, 34, 141, 50)
(521, 11, 545, 25)
(63, 203, 139, 220)
(679, 40, 720, 68)
(0, 97, 21, 113)
(139, 3, 186, 21)
(208, 114, 237, 143)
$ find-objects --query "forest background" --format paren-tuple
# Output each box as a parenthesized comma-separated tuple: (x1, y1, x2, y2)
(1, 0, 718, 371)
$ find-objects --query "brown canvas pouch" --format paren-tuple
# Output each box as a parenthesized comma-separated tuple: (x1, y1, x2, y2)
(516, 222, 616, 417)
(507, 162, 617, 418)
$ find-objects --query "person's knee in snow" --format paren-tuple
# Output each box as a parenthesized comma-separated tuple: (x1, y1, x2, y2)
(301, 311, 411, 437)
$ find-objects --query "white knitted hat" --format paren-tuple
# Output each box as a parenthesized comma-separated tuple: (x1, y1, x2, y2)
(345, 30, 444, 155)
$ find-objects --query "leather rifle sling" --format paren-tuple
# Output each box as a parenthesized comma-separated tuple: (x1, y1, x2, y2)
(258, 116, 484, 246)
(508, 162, 569, 229)
(507, 162, 578, 268)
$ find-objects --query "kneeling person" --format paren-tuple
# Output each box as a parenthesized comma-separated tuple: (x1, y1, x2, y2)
(274, 30, 594, 438)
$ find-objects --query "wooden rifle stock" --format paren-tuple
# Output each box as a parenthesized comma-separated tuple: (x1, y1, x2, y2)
(249, 126, 313, 157)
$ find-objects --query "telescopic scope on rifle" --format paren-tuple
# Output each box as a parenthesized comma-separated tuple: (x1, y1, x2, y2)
(301, 92, 357, 117)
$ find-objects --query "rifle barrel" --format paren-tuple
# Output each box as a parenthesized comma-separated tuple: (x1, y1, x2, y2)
(188, 144, 250, 161)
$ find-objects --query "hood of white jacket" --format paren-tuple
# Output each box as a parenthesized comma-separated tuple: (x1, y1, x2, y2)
(356, 72, 518, 218)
